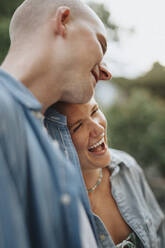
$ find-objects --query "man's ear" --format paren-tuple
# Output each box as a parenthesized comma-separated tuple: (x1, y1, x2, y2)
(53, 6, 70, 37)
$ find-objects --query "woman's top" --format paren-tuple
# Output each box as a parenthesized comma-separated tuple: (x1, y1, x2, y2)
(44, 108, 165, 248)
(94, 213, 143, 248)
(116, 232, 137, 248)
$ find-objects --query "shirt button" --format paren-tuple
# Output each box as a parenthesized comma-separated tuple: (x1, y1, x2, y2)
(100, 234, 105, 241)
(52, 140, 60, 149)
(61, 193, 71, 205)
(146, 217, 152, 226)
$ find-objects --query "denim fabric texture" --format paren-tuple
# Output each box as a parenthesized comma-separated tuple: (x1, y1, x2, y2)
(0, 69, 85, 248)
(44, 106, 165, 248)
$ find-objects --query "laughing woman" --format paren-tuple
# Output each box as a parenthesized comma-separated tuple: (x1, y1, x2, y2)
(44, 97, 165, 248)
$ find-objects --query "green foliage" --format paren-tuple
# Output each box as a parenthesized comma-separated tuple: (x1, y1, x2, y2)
(105, 89, 165, 175)
(88, 2, 119, 41)
(0, 0, 23, 63)
(0, 18, 10, 63)
(0, 0, 23, 17)
(89, 2, 114, 29)
(113, 63, 165, 99)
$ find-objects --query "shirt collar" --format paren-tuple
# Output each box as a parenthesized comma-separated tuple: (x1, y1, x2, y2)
(0, 68, 41, 111)
(109, 148, 132, 177)
(110, 148, 132, 169)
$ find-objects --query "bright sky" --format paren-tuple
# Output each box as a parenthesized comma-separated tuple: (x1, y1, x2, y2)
(86, 0, 165, 78)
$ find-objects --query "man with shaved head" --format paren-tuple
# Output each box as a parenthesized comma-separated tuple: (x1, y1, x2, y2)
(0, 0, 111, 247)
(6, 0, 111, 111)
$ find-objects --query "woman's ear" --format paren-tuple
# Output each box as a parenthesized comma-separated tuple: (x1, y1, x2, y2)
(53, 6, 70, 37)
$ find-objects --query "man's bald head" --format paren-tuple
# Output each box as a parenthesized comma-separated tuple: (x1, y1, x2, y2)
(9, 0, 92, 44)
(5, 0, 111, 109)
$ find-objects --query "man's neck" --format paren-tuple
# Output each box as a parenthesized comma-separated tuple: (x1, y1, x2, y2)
(1, 54, 61, 112)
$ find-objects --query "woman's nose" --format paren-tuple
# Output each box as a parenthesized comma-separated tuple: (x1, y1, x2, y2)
(90, 121, 104, 138)
(99, 63, 112, 81)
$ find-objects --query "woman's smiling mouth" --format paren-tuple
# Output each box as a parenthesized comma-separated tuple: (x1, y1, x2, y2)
(88, 136, 106, 154)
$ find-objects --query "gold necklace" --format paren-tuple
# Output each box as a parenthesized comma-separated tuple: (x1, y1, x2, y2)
(87, 169, 103, 193)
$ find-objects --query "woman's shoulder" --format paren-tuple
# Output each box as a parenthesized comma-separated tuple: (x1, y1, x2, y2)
(109, 148, 142, 173)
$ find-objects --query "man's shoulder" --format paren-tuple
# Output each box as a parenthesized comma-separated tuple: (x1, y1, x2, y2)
(0, 85, 15, 109)
(0, 87, 23, 136)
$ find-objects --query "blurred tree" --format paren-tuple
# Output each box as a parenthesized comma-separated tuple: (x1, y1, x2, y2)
(0, 18, 10, 62)
(88, 1, 135, 42)
(0, 0, 23, 17)
(105, 89, 165, 176)
(113, 62, 165, 100)
(0, 0, 23, 63)
(88, 2, 119, 41)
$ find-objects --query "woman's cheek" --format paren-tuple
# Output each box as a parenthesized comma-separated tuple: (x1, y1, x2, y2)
(72, 133, 87, 151)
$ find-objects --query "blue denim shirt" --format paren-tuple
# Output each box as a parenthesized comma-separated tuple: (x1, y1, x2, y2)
(0, 69, 92, 248)
(44, 107, 165, 248)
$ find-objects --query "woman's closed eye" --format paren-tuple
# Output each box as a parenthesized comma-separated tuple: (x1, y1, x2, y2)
(73, 123, 82, 133)
(91, 107, 99, 116)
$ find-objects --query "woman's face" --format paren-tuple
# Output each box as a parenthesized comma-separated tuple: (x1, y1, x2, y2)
(61, 98, 111, 171)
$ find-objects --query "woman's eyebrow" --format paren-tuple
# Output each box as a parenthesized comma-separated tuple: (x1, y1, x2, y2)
(68, 119, 82, 129)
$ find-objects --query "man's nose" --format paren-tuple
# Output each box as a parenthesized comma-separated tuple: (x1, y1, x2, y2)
(99, 63, 112, 81)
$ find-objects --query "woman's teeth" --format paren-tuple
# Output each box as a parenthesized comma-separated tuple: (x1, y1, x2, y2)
(88, 137, 104, 151)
